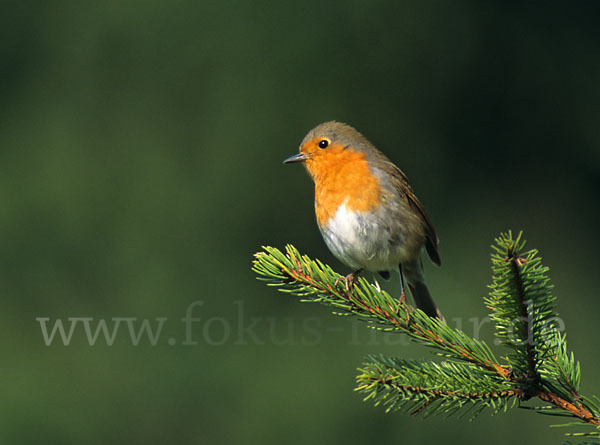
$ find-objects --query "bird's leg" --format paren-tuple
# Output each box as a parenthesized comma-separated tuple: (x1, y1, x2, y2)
(397, 264, 413, 320)
(335, 269, 363, 292)
(398, 264, 407, 305)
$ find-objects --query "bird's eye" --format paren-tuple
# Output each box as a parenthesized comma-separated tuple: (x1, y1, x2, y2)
(318, 139, 329, 149)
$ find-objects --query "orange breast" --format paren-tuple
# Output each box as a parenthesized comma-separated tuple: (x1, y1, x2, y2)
(306, 147, 381, 226)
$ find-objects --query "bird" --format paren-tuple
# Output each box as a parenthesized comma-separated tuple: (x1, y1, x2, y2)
(283, 121, 443, 319)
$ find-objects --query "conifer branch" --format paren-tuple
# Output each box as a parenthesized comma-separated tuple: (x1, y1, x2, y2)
(252, 231, 600, 439)
(357, 356, 520, 419)
(253, 245, 506, 376)
(509, 248, 538, 387)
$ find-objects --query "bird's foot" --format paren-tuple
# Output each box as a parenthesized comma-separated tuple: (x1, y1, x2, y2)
(399, 288, 407, 306)
(398, 288, 412, 320)
(335, 269, 363, 292)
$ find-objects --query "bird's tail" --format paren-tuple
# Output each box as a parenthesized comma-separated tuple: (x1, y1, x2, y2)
(407, 281, 444, 321)
(402, 261, 444, 321)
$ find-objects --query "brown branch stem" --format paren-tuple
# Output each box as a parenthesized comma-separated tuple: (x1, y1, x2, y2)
(509, 251, 538, 383)
(287, 265, 511, 378)
(537, 391, 600, 426)
(277, 250, 600, 428)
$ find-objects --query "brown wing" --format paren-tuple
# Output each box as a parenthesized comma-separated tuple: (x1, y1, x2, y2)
(405, 188, 441, 266)
(372, 156, 441, 267)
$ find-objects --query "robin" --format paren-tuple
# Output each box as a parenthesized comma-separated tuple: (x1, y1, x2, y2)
(283, 121, 443, 319)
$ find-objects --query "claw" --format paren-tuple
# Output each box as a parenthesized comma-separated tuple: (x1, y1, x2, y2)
(399, 288, 407, 306)
(335, 269, 363, 292)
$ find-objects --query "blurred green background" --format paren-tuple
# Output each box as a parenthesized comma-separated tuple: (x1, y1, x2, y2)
(2, 1, 599, 444)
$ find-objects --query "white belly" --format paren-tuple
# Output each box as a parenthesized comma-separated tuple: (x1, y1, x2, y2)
(318, 202, 414, 272)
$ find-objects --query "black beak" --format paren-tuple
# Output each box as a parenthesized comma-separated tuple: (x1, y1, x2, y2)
(283, 153, 309, 164)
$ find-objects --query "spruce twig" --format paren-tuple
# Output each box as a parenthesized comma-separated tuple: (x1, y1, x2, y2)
(253, 244, 507, 377)
(252, 231, 600, 439)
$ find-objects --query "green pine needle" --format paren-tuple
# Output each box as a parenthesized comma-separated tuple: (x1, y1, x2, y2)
(252, 231, 600, 438)
(357, 355, 518, 419)
(485, 231, 559, 379)
(253, 244, 503, 373)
